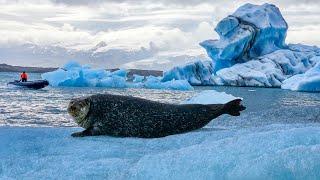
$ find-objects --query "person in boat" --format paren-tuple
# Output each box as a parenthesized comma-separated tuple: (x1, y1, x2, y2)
(20, 71, 28, 82)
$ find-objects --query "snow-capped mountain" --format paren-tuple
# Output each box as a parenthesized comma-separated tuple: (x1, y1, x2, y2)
(0, 41, 159, 69)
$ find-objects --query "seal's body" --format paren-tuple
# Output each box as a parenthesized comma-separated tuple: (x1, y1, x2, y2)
(68, 94, 245, 138)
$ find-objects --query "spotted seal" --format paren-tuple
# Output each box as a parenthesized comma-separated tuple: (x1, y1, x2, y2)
(68, 94, 245, 138)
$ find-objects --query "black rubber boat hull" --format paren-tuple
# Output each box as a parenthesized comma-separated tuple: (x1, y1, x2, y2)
(8, 80, 49, 89)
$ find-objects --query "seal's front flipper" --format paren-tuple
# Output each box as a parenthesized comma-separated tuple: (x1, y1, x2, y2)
(71, 127, 94, 137)
(223, 99, 246, 116)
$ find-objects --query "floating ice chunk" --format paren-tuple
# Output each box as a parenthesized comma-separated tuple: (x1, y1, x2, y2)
(42, 61, 128, 88)
(162, 61, 215, 85)
(144, 76, 193, 91)
(97, 76, 127, 88)
(281, 61, 320, 92)
(41, 69, 69, 87)
(133, 74, 145, 83)
(182, 90, 241, 104)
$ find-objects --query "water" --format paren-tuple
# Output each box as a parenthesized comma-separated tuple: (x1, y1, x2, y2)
(1, 72, 320, 179)
(1, 72, 319, 128)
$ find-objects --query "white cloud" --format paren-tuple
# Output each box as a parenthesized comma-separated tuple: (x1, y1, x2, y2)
(0, 0, 319, 67)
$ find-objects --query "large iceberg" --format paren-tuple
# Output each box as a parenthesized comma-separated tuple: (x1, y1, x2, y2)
(42, 61, 193, 91)
(164, 3, 320, 91)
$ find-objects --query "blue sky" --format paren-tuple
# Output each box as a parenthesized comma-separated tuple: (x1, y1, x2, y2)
(0, 0, 319, 68)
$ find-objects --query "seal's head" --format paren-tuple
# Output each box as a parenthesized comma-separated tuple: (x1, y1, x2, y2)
(68, 97, 91, 128)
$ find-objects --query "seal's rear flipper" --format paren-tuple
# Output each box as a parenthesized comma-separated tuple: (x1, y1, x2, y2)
(71, 127, 94, 137)
(71, 127, 102, 137)
(223, 99, 246, 116)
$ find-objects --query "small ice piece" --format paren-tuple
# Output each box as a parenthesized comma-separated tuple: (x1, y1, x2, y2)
(162, 61, 215, 86)
(281, 61, 320, 92)
(133, 74, 145, 83)
(111, 69, 127, 78)
(182, 90, 242, 104)
(144, 76, 194, 91)
(97, 76, 127, 88)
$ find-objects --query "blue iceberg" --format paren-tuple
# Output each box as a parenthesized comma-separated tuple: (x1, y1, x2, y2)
(165, 3, 320, 91)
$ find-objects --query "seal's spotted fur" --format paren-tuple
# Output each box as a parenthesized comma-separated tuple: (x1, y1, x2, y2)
(68, 94, 245, 138)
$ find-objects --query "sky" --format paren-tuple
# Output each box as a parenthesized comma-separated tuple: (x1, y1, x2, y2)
(0, 0, 319, 69)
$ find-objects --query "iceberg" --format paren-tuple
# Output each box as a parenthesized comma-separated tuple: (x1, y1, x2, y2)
(164, 3, 320, 92)
(42, 61, 194, 91)
(182, 90, 241, 104)
(42, 61, 120, 88)
(281, 61, 320, 92)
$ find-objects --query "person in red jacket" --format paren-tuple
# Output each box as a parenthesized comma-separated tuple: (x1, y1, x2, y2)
(20, 71, 28, 82)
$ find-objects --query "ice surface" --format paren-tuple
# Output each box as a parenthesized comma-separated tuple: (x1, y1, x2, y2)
(2, 124, 320, 179)
(42, 61, 194, 91)
(281, 61, 320, 92)
(200, 3, 288, 72)
(181, 90, 241, 104)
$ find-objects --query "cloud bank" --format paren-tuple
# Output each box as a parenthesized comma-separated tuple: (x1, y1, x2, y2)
(0, 0, 319, 69)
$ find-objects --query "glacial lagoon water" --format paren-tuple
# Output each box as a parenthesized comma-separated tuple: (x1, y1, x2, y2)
(1, 72, 320, 179)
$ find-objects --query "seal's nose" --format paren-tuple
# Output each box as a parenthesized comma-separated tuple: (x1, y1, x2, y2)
(67, 102, 75, 113)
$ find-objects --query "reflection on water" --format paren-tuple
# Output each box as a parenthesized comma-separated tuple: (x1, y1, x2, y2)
(0, 72, 319, 128)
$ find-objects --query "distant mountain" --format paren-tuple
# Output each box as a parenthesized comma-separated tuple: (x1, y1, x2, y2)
(0, 63, 57, 73)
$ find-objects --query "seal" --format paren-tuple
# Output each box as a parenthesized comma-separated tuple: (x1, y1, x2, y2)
(68, 94, 245, 138)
